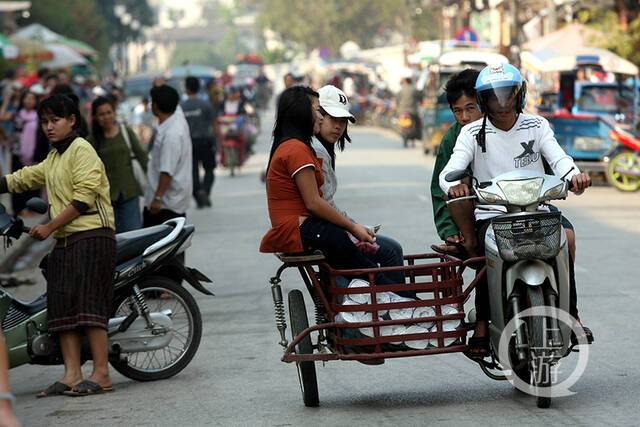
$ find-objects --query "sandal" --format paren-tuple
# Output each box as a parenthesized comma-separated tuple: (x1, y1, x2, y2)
(571, 325, 594, 346)
(431, 242, 469, 259)
(36, 381, 71, 398)
(63, 380, 114, 397)
(465, 336, 490, 359)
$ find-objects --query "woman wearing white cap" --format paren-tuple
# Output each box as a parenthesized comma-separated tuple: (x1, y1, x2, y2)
(312, 85, 406, 286)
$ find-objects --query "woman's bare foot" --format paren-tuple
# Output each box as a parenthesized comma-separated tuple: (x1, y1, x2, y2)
(87, 373, 112, 389)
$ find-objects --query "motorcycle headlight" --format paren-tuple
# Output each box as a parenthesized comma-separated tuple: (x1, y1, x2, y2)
(477, 189, 505, 204)
(497, 178, 543, 206)
(543, 183, 565, 199)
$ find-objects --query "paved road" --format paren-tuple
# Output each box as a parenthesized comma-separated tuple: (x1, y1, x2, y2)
(10, 115, 640, 426)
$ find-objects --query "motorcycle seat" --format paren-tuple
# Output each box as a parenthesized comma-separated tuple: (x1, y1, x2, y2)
(115, 225, 173, 265)
(13, 293, 47, 315)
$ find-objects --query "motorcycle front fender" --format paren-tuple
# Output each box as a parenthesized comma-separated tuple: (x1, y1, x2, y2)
(505, 259, 556, 296)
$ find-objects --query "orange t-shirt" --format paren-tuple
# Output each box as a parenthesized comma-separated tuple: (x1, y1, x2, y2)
(260, 139, 324, 253)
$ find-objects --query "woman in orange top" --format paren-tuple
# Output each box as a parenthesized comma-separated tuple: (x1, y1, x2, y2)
(260, 86, 399, 285)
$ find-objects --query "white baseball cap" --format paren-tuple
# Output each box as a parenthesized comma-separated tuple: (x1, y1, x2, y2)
(318, 85, 356, 123)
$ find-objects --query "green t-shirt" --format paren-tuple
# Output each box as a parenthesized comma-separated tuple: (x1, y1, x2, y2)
(89, 126, 148, 202)
(430, 121, 462, 240)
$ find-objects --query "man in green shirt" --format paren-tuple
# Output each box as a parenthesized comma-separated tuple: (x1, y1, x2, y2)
(430, 69, 482, 255)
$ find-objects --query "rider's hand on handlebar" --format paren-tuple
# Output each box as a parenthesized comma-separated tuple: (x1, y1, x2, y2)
(570, 172, 591, 195)
(447, 183, 470, 199)
(351, 223, 376, 244)
(29, 224, 53, 241)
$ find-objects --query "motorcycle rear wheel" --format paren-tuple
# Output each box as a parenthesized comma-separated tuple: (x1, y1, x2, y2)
(110, 276, 202, 381)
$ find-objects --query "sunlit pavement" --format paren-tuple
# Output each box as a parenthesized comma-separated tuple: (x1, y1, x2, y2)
(11, 115, 640, 426)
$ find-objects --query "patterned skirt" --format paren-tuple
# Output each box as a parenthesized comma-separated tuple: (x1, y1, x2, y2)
(47, 234, 116, 332)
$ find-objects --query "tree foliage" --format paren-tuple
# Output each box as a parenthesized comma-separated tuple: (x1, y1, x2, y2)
(17, 0, 154, 60)
(578, 4, 640, 65)
(18, 0, 109, 54)
(256, 0, 438, 54)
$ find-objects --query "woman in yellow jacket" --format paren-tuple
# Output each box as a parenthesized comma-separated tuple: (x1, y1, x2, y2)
(0, 95, 116, 397)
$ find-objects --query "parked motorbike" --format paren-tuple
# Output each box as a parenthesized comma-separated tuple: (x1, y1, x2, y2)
(0, 198, 213, 382)
(218, 114, 246, 177)
(445, 169, 591, 408)
(605, 127, 640, 192)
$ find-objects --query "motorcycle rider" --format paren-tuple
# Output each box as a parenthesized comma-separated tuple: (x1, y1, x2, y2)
(430, 69, 483, 255)
(396, 75, 423, 146)
(439, 63, 593, 357)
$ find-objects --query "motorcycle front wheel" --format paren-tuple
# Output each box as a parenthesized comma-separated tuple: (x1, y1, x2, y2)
(110, 276, 203, 381)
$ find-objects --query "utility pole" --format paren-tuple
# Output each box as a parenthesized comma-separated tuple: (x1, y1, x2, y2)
(545, 0, 557, 35)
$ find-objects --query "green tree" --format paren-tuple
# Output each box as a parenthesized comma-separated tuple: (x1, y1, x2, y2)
(18, 0, 109, 56)
(578, 3, 640, 66)
(17, 0, 155, 65)
(256, 0, 420, 54)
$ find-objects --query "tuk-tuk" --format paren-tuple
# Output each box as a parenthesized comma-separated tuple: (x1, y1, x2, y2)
(421, 48, 507, 155)
(533, 52, 639, 179)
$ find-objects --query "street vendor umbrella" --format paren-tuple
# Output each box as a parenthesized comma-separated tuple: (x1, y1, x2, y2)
(42, 43, 87, 68)
(0, 34, 18, 59)
(8, 36, 54, 63)
(13, 23, 97, 60)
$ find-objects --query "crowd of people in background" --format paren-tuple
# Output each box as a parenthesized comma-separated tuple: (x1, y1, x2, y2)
(0, 64, 272, 226)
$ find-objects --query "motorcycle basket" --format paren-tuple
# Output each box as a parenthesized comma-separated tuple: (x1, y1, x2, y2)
(491, 211, 562, 262)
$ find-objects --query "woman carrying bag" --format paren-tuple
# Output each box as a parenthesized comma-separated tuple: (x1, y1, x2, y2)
(89, 97, 148, 233)
(0, 94, 117, 397)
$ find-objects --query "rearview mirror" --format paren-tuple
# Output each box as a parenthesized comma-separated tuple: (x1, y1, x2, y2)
(444, 169, 469, 182)
(26, 198, 48, 214)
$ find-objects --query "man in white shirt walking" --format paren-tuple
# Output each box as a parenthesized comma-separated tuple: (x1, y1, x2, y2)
(144, 84, 193, 227)
(439, 63, 592, 357)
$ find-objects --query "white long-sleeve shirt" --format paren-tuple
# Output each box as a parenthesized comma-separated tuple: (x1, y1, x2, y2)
(439, 113, 579, 220)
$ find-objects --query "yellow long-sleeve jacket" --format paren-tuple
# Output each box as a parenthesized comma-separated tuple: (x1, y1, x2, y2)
(6, 137, 115, 238)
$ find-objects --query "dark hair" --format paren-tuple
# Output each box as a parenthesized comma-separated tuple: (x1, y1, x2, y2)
(317, 106, 351, 169)
(90, 96, 115, 146)
(37, 67, 49, 79)
(185, 76, 200, 93)
(267, 85, 319, 171)
(150, 84, 179, 114)
(18, 91, 38, 111)
(50, 83, 78, 102)
(444, 68, 480, 107)
(48, 84, 88, 137)
(38, 95, 82, 130)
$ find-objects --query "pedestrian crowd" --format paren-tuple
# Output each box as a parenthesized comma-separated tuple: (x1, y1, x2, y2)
(0, 63, 259, 424)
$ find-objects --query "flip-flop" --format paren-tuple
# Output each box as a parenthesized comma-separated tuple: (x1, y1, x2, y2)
(36, 381, 71, 398)
(431, 242, 469, 259)
(63, 380, 114, 397)
(464, 336, 490, 359)
(571, 325, 594, 346)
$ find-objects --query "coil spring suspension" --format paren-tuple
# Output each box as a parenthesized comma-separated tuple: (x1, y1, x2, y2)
(131, 285, 154, 327)
(313, 293, 326, 324)
(132, 285, 150, 314)
(270, 277, 288, 348)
